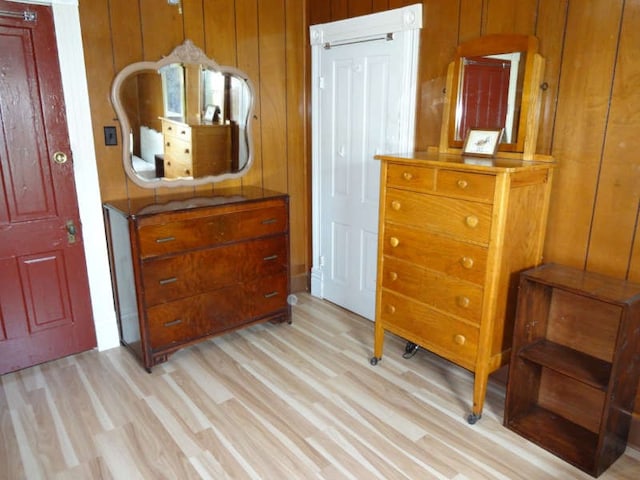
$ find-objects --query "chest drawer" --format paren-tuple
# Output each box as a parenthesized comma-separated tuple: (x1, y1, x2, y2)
(386, 164, 435, 192)
(247, 272, 289, 318)
(380, 289, 479, 369)
(386, 188, 492, 244)
(137, 203, 288, 258)
(163, 121, 191, 142)
(436, 170, 495, 202)
(381, 256, 483, 324)
(239, 235, 288, 280)
(147, 286, 249, 349)
(141, 242, 244, 307)
(383, 223, 487, 285)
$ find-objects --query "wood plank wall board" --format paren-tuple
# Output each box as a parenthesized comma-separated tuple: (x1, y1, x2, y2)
(457, 0, 483, 42)
(533, 0, 569, 156)
(483, 0, 538, 36)
(543, 0, 623, 269)
(203, 0, 237, 67)
(285, 0, 311, 286)
(414, 0, 462, 152)
(256, 0, 289, 195)
(586, 2, 640, 280)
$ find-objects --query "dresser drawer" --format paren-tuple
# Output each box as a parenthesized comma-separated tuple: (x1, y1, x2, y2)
(383, 223, 487, 285)
(240, 235, 288, 280)
(164, 136, 192, 162)
(386, 188, 492, 244)
(164, 156, 193, 178)
(436, 170, 495, 202)
(386, 164, 435, 193)
(141, 243, 243, 307)
(247, 273, 289, 318)
(380, 289, 479, 369)
(147, 286, 249, 349)
(137, 203, 288, 258)
(381, 256, 483, 324)
(163, 121, 191, 142)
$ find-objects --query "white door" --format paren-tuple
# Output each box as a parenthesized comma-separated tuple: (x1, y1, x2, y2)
(310, 5, 422, 320)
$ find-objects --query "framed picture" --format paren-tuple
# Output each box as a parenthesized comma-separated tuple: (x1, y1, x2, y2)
(203, 104, 215, 122)
(462, 128, 503, 157)
(160, 63, 185, 119)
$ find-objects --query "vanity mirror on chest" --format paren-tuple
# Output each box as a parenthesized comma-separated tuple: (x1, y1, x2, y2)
(370, 34, 554, 424)
(105, 42, 290, 371)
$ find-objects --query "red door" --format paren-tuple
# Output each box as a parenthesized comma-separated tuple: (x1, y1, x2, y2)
(458, 56, 511, 140)
(0, 1, 96, 374)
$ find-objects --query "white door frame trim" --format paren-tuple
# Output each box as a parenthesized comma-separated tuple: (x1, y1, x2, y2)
(309, 4, 422, 299)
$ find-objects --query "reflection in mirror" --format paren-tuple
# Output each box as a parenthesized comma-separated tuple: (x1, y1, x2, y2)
(445, 34, 542, 155)
(111, 40, 255, 188)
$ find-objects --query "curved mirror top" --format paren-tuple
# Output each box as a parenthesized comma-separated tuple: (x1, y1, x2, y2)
(111, 40, 255, 188)
(447, 34, 539, 154)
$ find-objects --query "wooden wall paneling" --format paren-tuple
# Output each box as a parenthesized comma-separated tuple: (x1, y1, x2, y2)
(414, 0, 460, 151)
(285, 0, 310, 290)
(78, 0, 131, 202)
(331, 0, 349, 21)
(256, 0, 288, 194)
(139, 0, 184, 60)
(457, 0, 483, 42)
(373, 0, 391, 13)
(533, 0, 568, 156)
(182, 0, 205, 47)
(483, 0, 538, 36)
(586, 2, 640, 279)
(234, 0, 263, 190)
(203, 0, 237, 66)
(542, 0, 623, 268)
(348, 0, 375, 18)
(309, 0, 332, 25)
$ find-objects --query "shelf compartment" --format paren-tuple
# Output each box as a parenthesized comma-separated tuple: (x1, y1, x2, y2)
(506, 405, 598, 475)
(518, 339, 611, 390)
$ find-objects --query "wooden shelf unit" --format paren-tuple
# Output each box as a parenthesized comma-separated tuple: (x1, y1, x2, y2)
(505, 263, 640, 477)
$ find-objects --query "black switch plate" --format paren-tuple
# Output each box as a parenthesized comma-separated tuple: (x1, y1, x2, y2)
(104, 126, 117, 146)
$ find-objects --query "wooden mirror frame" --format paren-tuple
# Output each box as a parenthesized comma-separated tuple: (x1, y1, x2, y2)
(111, 40, 256, 188)
(439, 34, 545, 159)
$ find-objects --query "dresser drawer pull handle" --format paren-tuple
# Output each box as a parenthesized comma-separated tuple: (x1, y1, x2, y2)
(261, 218, 277, 225)
(180, 130, 187, 135)
(389, 272, 398, 281)
(264, 291, 279, 298)
(263, 254, 279, 261)
(166, 142, 171, 147)
(164, 319, 182, 328)
(457, 296, 470, 308)
(167, 126, 173, 131)
(386, 304, 396, 314)
(184, 148, 190, 154)
(402, 171, 413, 181)
(389, 237, 400, 248)
(465, 215, 479, 228)
(391, 200, 401, 211)
(457, 179, 469, 189)
(454, 334, 466, 345)
(460, 256, 474, 269)
(159, 277, 178, 285)
(155, 236, 176, 243)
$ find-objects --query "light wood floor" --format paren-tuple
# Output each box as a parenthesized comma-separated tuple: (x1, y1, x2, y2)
(1, 293, 639, 479)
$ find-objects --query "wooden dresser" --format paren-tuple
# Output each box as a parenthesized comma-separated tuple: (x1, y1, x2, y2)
(371, 151, 554, 423)
(161, 117, 233, 178)
(103, 187, 290, 371)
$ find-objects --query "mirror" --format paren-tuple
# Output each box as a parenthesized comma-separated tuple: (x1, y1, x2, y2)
(443, 34, 543, 156)
(111, 40, 255, 188)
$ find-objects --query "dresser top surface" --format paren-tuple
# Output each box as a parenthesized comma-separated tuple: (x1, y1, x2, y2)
(103, 186, 287, 218)
(375, 151, 555, 172)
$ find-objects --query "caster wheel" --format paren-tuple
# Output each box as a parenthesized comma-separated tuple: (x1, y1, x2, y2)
(467, 413, 481, 425)
(369, 356, 379, 366)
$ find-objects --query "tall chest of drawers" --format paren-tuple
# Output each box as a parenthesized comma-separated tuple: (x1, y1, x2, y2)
(103, 187, 290, 371)
(372, 152, 554, 422)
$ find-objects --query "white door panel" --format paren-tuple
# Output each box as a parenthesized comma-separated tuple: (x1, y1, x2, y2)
(310, 5, 422, 320)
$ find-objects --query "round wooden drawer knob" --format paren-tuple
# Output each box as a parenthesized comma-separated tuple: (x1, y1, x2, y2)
(389, 237, 400, 248)
(389, 272, 398, 281)
(465, 215, 479, 228)
(457, 296, 470, 308)
(386, 304, 396, 314)
(457, 179, 469, 189)
(454, 334, 466, 345)
(460, 256, 474, 269)
(391, 200, 401, 211)
(402, 171, 413, 181)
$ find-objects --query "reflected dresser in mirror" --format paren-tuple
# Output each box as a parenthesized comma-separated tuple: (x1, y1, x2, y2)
(103, 187, 291, 371)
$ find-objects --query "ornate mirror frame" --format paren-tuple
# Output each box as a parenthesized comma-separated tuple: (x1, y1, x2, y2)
(439, 34, 545, 159)
(111, 40, 256, 188)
